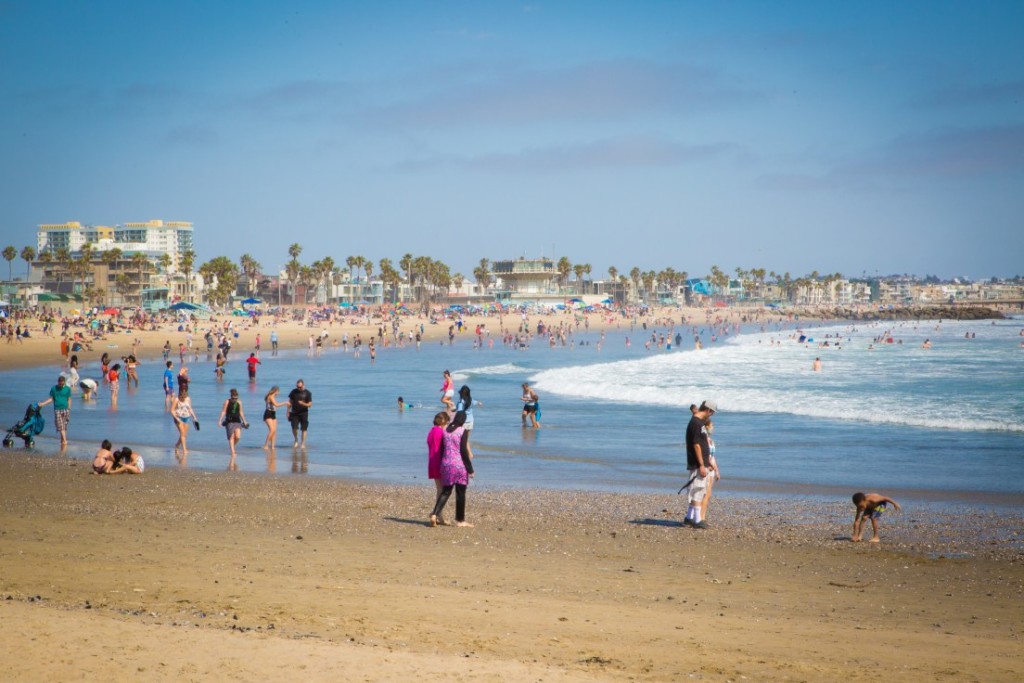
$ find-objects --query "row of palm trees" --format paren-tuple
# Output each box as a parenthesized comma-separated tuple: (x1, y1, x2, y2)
(2, 242, 194, 308)
(195, 246, 846, 307)
(4, 238, 847, 308)
(268, 244, 467, 306)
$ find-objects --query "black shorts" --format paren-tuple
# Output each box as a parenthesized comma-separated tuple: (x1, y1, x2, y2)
(290, 413, 309, 431)
(263, 410, 276, 421)
(523, 404, 537, 414)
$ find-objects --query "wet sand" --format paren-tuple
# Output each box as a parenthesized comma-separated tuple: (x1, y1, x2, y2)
(2, 454, 1021, 682)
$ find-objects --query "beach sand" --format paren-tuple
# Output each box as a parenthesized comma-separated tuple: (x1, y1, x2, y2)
(2, 454, 1021, 682)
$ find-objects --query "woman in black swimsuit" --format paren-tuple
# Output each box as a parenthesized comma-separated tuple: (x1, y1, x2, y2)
(262, 385, 288, 449)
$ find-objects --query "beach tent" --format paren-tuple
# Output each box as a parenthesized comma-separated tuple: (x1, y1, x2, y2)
(241, 297, 262, 305)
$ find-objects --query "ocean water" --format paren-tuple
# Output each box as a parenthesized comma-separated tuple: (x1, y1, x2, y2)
(2, 316, 1022, 503)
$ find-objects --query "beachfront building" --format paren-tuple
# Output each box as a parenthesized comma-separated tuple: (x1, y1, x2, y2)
(32, 251, 163, 308)
(37, 220, 194, 273)
(28, 220, 196, 308)
(490, 257, 563, 305)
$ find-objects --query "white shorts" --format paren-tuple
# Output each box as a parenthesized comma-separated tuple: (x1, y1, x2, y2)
(443, 389, 454, 399)
(686, 468, 709, 504)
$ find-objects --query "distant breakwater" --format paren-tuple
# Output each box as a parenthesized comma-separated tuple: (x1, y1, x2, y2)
(803, 306, 1005, 321)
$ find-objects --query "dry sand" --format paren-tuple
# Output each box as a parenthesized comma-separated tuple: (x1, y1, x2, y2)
(1, 454, 1021, 682)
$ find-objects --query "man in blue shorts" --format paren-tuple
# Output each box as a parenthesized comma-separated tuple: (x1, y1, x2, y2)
(163, 361, 176, 409)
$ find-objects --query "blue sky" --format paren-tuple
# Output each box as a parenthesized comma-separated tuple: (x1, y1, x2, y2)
(1, 1, 1022, 280)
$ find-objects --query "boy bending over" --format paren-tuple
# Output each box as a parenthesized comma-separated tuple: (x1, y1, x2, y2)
(852, 492, 901, 543)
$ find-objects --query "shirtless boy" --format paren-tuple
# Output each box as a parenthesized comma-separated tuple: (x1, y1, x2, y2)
(852, 492, 901, 542)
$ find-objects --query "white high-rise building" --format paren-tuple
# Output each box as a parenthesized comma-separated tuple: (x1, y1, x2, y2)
(37, 219, 194, 272)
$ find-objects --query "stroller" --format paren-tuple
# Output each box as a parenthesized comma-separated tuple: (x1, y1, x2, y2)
(3, 404, 46, 448)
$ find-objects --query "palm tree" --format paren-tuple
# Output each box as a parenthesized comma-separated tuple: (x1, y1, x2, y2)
(755, 268, 767, 298)
(573, 264, 585, 295)
(363, 258, 373, 283)
(472, 258, 490, 296)
(298, 265, 316, 305)
(72, 255, 89, 300)
(378, 258, 393, 302)
(285, 244, 302, 305)
(629, 267, 641, 303)
(431, 260, 451, 298)
(2, 246, 17, 282)
(55, 247, 71, 288)
(75, 243, 95, 300)
(557, 257, 572, 292)
(319, 256, 335, 304)
(453, 272, 465, 295)
(158, 253, 173, 293)
(379, 258, 398, 302)
(90, 287, 106, 307)
(20, 246, 35, 281)
(179, 249, 195, 302)
(642, 271, 656, 303)
(101, 248, 122, 301)
(412, 255, 431, 304)
(114, 274, 132, 305)
(285, 258, 301, 307)
(400, 253, 413, 288)
(130, 252, 149, 305)
(583, 264, 592, 295)
(239, 254, 262, 298)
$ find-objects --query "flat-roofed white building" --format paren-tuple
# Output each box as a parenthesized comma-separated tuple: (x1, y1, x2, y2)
(37, 219, 194, 272)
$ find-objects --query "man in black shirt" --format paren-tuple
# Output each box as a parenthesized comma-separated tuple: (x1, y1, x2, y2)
(683, 400, 717, 529)
(288, 378, 313, 448)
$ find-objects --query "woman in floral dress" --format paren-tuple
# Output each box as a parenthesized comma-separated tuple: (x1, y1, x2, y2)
(430, 411, 474, 527)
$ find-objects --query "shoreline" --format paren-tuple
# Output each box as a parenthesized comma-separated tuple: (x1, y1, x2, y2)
(1, 453, 1021, 681)
(1, 304, 1011, 374)
(16, 442, 1024, 512)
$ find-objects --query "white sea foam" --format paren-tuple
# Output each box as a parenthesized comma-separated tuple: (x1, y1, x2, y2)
(454, 363, 532, 381)
(532, 319, 1024, 433)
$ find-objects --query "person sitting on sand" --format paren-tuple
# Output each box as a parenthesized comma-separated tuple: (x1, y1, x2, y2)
(92, 439, 115, 474)
(852, 492, 901, 542)
(110, 446, 144, 474)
